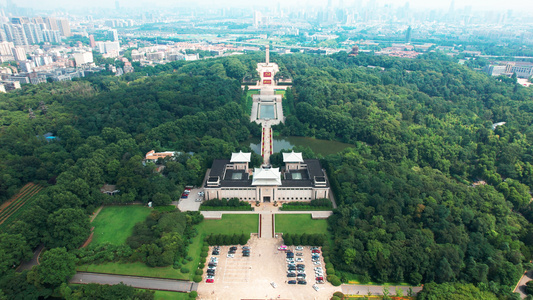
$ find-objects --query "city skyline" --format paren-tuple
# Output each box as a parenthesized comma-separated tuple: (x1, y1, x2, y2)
(8, 0, 533, 12)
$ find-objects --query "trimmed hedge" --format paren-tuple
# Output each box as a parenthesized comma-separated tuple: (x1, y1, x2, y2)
(206, 233, 249, 246)
(328, 274, 342, 286)
(279, 205, 331, 211)
(282, 233, 327, 246)
(193, 275, 202, 283)
(200, 206, 253, 211)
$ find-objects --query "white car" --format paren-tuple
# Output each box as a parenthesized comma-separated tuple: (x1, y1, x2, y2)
(313, 261, 321, 265)
(295, 246, 303, 251)
(195, 198, 202, 202)
(286, 258, 294, 263)
(313, 284, 319, 291)
(227, 254, 234, 258)
(271, 282, 277, 288)
(207, 275, 215, 279)
(210, 257, 218, 262)
(296, 258, 304, 262)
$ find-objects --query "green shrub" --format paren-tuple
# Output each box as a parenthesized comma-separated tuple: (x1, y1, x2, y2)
(198, 262, 205, 269)
(202, 246, 209, 251)
(333, 291, 345, 299)
(189, 291, 198, 298)
(328, 274, 342, 286)
(195, 269, 203, 275)
(200, 251, 208, 258)
(331, 296, 341, 300)
(193, 275, 202, 283)
(180, 267, 190, 273)
(326, 267, 335, 275)
(186, 256, 193, 261)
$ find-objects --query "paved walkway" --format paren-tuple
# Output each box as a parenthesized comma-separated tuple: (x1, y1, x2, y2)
(342, 284, 422, 296)
(514, 270, 533, 298)
(201, 210, 332, 220)
(260, 212, 274, 239)
(262, 125, 272, 165)
(71, 272, 197, 292)
(17, 244, 44, 272)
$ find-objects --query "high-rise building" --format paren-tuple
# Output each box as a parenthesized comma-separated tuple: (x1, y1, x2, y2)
(107, 29, 118, 42)
(4, 24, 28, 46)
(57, 19, 71, 37)
(23, 23, 44, 44)
(73, 52, 93, 65)
(44, 17, 58, 31)
(42, 30, 61, 43)
(405, 25, 412, 43)
(12, 47, 26, 61)
(89, 34, 96, 48)
(0, 41, 14, 55)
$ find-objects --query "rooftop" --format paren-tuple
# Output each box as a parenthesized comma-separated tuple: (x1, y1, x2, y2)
(252, 167, 282, 186)
(230, 151, 251, 163)
(283, 151, 304, 163)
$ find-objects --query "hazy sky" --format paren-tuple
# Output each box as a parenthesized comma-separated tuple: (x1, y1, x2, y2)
(11, 0, 533, 11)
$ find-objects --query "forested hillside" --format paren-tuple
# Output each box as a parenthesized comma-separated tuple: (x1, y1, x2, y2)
(272, 52, 533, 298)
(0, 51, 532, 298)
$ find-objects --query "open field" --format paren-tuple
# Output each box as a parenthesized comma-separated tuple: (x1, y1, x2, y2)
(91, 205, 152, 246)
(196, 214, 258, 236)
(275, 214, 328, 235)
(0, 183, 44, 231)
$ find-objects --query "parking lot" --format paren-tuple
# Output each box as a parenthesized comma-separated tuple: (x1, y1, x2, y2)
(176, 187, 203, 211)
(198, 236, 338, 300)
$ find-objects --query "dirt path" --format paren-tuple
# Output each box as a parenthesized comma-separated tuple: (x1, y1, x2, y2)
(90, 205, 104, 222)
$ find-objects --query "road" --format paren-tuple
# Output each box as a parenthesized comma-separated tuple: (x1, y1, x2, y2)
(71, 272, 198, 292)
(17, 244, 44, 272)
(342, 284, 422, 296)
(514, 270, 533, 299)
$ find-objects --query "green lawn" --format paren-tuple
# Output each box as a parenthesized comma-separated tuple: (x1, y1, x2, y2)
(275, 214, 328, 235)
(79, 213, 258, 281)
(196, 214, 258, 235)
(154, 291, 189, 300)
(91, 205, 152, 246)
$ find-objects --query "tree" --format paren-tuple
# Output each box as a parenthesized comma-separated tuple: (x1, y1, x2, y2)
(31, 247, 76, 288)
(525, 281, 533, 296)
(152, 192, 172, 206)
(0, 233, 32, 274)
(44, 208, 91, 250)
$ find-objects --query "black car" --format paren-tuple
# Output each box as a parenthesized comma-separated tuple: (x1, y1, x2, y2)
(286, 253, 294, 258)
(230, 246, 237, 251)
(243, 253, 250, 257)
(229, 250, 236, 254)
(243, 246, 250, 250)
(297, 280, 307, 285)
(297, 264, 305, 268)
(207, 271, 215, 275)
(288, 280, 297, 284)
(287, 273, 296, 277)
(242, 250, 250, 253)
(288, 266, 296, 271)
(212, 251, 219, 255)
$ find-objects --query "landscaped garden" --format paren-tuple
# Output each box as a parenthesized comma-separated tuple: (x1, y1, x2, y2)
(78, 209, 258, 281)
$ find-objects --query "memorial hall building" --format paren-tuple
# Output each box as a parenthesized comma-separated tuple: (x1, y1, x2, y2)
(204, 151, 330, 203)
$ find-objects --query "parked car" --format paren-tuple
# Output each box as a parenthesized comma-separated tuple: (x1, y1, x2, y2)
(297, 274, 306, 278)
(312, 250, 321, 254)
(212, 250, 219, 255)
(243, 246, 251, 250)
(230, 246, 238, 251)
(310, 247, 319, 250)
(295, 246, 303, 251)
(313, 261, 321, 265)
(297, 280, 307, 285)
(287, 273, 296, 277)
(227, 254, 234, 258)
(288, 280, 297, 284)
(296, 258, 304, 262)
(195, 198, 202, 202)
(316, 277, 324, 281)
(270, 282, 277, 288)
(181, 194, 188, 199)
(296, 252, 304, 256)
(206, 279, 214, 283)
(313, 284, 319, 291)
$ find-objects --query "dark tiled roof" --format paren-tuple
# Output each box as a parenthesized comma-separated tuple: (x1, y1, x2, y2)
(209, 159, 230, 178)
(304, 159, 324, 178)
